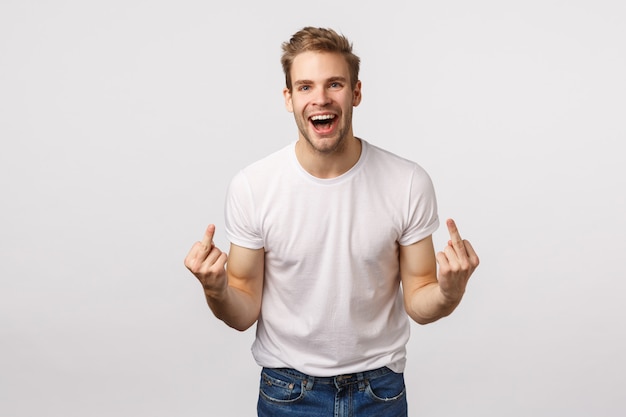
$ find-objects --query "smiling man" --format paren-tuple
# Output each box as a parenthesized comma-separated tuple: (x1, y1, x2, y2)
(184, 27, 479, 417)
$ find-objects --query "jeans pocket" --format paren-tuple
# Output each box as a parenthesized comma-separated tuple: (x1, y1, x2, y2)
(365, 370, 406, 403)
(259, 369, 305, 404)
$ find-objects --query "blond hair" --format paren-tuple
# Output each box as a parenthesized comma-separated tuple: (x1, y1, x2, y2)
(281, 27, 360, 91)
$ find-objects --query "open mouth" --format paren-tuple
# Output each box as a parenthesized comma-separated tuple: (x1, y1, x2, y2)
(309, 114, 337, 134)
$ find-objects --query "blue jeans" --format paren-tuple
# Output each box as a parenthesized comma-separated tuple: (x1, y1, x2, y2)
(257, 366, 408, 417)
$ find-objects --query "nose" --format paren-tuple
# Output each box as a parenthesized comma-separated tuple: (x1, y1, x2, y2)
(312, 87, 331, 106)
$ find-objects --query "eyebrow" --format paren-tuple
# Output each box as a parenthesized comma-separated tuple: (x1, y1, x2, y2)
(293, 76, 348, 86)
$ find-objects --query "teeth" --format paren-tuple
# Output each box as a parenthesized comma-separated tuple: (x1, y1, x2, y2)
(310, 114, 335, 121)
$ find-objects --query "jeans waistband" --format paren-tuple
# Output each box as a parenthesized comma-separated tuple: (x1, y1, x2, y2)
(263, 366, 394, 389)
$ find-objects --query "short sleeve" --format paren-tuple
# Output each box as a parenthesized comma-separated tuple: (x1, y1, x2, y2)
(224, 171, 265, 249)
(398, 165, 439, 246)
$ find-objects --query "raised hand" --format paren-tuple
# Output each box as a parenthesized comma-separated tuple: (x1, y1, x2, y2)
(184, 224, 229, 297)
(436, 218, 480, 303)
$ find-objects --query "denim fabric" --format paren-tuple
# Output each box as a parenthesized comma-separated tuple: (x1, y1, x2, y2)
(257, 366, 407, 417)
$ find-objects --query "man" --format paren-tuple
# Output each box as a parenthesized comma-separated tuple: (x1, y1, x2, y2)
(184, 27, 479, 417)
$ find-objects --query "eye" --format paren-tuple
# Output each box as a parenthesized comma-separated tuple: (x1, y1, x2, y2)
(330, 82, 342, 89)
(298, 85, 310, 92)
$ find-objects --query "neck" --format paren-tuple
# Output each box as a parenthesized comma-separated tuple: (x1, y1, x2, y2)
(295, 135, 362, 179)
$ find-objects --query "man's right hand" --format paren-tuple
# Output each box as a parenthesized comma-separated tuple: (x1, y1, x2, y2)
(184, 224, 229, 298)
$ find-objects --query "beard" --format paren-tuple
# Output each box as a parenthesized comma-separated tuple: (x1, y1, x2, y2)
(294, 109, 354, 155)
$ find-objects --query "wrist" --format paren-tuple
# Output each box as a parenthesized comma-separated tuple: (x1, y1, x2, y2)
(203, 283, 228, 302)
(438, 285, 464, 308)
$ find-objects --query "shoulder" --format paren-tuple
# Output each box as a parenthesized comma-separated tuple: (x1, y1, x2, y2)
(227, 142, 295, 197)
(362, 140, 431, 179)
(239, 142, 294, 178)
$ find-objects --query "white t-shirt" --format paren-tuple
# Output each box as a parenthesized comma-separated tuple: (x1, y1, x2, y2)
(224, 139, 439, 377)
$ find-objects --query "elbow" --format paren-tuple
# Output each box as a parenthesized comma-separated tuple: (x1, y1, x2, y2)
(406, 307, 439, 325)
(405, 303, 453, 325)
(228, 319, 257, 332)
(410, 312, 447, 326)
(413, 316, 436, 326)
(223, 304, 261, 331)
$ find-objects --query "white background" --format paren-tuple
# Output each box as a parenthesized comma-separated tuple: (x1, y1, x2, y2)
(1, 1, 625, 416)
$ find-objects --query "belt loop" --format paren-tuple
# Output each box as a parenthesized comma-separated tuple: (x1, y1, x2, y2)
(305, 376, 314, 391)
(357, 372, 366, 391)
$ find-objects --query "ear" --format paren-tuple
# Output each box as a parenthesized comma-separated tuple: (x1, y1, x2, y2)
(283, 87, 294, 112)
(352, 80, 362, 107)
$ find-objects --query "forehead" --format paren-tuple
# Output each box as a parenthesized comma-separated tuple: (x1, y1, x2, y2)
(290, 51, 350, 82)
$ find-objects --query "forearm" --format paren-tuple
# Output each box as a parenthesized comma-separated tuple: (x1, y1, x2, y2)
(406, 282, 463, 325)
(204, 284, 261, 332)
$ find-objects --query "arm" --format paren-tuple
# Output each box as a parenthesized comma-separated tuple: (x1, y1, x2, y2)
(184, 224, 264, 331)
(400, 218, 479, 325)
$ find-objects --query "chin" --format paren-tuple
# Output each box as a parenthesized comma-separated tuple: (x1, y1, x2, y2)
(307, 136, 345, 154)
